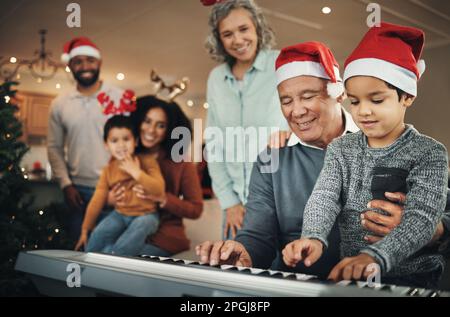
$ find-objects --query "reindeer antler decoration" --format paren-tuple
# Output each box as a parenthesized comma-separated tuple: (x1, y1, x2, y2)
(150, 69, 189, 102)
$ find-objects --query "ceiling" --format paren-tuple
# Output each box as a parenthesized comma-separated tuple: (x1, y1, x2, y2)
(1, 0, 449, 117)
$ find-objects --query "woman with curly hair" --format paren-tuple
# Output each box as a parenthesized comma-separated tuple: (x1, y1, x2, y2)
(203, 0, 287, 239)
(108, 96, 204, 256)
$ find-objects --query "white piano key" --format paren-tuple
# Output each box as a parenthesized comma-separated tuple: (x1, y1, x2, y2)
(337, 280, 352, 286)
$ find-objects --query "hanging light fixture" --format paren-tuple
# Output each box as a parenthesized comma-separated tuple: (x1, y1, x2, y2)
(0, 29, 68, 82)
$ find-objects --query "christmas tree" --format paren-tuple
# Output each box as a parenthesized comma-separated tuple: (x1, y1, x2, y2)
(0, 82, 71, 296)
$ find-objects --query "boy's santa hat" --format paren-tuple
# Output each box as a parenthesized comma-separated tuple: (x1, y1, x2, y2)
(343, 22, 425, 97)
(61, 37, 101, 64)
(275, 41, 344, 99)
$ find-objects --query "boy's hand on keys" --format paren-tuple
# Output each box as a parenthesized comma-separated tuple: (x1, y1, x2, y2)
(328, 253, 378, 282)
(282, 238, 323, 268)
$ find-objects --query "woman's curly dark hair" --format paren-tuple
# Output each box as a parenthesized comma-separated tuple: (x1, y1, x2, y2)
(131, 95, 192, 157)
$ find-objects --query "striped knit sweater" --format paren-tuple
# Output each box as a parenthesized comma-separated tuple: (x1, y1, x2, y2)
(302, 125, 448, 282)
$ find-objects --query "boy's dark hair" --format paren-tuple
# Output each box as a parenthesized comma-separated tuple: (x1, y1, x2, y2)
(103, 115, 137, 142)
(385, 82, 411, 101)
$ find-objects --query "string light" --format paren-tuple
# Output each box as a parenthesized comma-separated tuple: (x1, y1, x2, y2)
(10, 57, 17, 64)
(187, 100, 194, 107)
(34, 245, 38, 249)
(322, 7, 332, 14)
(5, 133, 11, 139)
(55, 228, 59, 233)
(38, 210, 44, 216)
(11, 215, 15, 220)
(5, 95, 10, 103)
(24, 174, 28, 179)
(22, 244, 25, 249)
(65, 66, 71, 73)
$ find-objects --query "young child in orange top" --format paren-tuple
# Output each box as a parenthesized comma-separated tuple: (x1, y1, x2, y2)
(75, 115, 165, 255)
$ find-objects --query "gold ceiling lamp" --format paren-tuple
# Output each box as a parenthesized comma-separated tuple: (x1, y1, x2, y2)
(150, 69, 189, 102)
(0, 29, 68, 83)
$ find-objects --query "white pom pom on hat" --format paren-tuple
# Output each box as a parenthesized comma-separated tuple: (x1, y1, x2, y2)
(327, 82, 344, 99)
(61, 53, 71, 64)
(417, 59, 426, 78)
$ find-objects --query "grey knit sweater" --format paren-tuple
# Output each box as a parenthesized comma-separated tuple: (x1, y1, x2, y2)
(302, 125, 448, 281)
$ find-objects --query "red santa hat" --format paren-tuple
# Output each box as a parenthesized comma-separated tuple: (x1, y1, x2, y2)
(200, 0, 225, 6)
(61, 37, 101, 64)
(275, 41, 344, 99)
(343, 22, 425, 97)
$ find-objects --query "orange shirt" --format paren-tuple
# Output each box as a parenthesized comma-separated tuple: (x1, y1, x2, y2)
(82, 154, 165, 231)
(147, 154, 203, 254)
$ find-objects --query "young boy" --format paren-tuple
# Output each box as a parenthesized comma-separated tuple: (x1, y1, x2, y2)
(282, 22, 448, 288)
(75, 115, 165, 256)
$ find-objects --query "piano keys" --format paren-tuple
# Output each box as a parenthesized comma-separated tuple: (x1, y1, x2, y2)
(14, 250, 450, 297)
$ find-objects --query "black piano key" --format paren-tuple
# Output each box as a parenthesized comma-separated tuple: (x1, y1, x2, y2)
(284, 274, 297, 280)
(428, 291, 440, 297)
(407, 288, 423, 297)
(256, 270, 272, 276)
(138, 255, 161, 262)
(161, 258, 176, 263)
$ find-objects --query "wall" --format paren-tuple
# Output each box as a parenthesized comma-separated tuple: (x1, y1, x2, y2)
(406, 45, 450, 153)
(21, 144, 49, 173)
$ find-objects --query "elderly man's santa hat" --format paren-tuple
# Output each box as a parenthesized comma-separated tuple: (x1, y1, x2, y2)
(275, 41, 344, 99)
(61, 37, 101, 63)
(343, 22, 425, 97)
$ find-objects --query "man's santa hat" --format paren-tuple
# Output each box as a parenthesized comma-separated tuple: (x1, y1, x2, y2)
(275, 41, 344, 99)
(343, 22, 425, 97)
(61, 37, 101, 64)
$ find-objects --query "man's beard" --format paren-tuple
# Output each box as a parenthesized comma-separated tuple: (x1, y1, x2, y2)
(73, 69, 100, 88)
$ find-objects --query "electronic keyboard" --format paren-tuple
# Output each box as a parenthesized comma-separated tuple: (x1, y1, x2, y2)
(14, 250, 449, 297)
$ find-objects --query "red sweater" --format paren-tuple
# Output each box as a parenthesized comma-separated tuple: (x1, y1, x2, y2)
(147, 153, 204, 254)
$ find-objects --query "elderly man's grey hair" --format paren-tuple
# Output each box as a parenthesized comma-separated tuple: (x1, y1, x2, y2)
(205, 0, 276, 65)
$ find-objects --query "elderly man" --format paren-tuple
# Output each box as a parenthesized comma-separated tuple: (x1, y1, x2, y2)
(196, 41, 450, 280)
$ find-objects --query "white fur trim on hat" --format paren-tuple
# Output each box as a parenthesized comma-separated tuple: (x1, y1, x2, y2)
(343, 58, 418, 96)
(276, 61, 341, 86)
